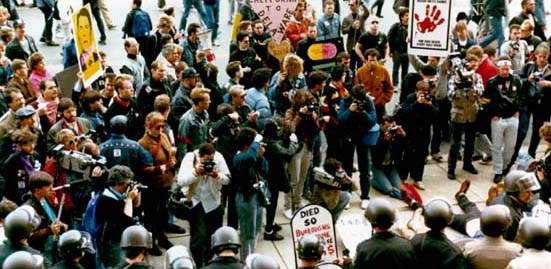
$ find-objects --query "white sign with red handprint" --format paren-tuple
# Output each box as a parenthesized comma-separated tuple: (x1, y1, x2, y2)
(408, 0, 452, 57)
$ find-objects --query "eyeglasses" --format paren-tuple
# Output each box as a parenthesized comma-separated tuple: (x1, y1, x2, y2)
(371, 21, 379, 24)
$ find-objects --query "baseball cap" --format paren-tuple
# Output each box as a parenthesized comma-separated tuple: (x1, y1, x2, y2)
(13, 19, 25, 28)
(181, 68, 200, 78)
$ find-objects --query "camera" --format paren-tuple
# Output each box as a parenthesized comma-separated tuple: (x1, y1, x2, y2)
(450, 53, 474, 89)
(202, 160, 215, 173)
(387, 126, 398, 135)
(424, 93, 432, 101)
(533, 71, 544, 83)
(427, 78, 437, 89)
(306, 101, 318, 112)
(51, 144, 107, 181)
(510, 41, 520, 51)
(353, 99, 367, 111)
(128, 180, 148, 190)
(534, 159, 545, 171)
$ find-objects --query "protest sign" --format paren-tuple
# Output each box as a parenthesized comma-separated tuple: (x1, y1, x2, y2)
(335, 213, 371, 258)
(54, 65, 79, 98)
(291, 205, 337, 268)
(249, 0, 299, 43)
(302, 37, 344, 71)
(408, 0, 452, 57)
(72, 4, 103, 88)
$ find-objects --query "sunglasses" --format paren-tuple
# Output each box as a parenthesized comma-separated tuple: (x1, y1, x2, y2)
(371, 21, 379, 24)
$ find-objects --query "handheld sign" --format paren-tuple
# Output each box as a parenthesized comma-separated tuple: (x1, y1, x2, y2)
(291, 205, 337, 268)
(408, 0, 452, 57)
(71, 4, 103, 88)
(303, 38, 345, 72)
(335, 213, 371, 258)
(249, 0, 299, 43)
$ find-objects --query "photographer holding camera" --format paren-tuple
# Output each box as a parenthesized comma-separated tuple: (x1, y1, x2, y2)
(338, 84, 377, 208)
(537, 123, 551, 205)
(500, 24, 529, 74)
(177, 142, 230, 267)
(371, 115, 406, 201)
(95, 165, 141, 268)
(446, 54, 484, 180)
(514, 43, 551, 161)
(311, 158, 353, 221)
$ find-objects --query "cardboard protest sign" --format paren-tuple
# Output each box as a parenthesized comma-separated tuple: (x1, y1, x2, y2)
(335, 213, 371, 258)
(249, 0, 299, 43)
(408, 0, 452, 57)
(303, 38, 345, 71)
(267, 39, 291, 62)
(72, 4, 103, 88)
(291, 205, 337, 268)
(54, 65, 80, 98)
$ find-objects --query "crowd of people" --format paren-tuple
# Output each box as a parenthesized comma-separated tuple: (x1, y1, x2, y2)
(0, 0, 549, 268)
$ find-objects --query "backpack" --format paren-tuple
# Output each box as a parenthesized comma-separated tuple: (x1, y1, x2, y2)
(82, 192, 103, 239)
(131, 9, 151, 37)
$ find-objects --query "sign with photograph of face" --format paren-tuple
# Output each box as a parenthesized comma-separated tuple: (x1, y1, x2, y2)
(72, 4, 103, 88)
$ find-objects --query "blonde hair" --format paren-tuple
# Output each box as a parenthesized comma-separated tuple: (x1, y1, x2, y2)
(282, 54, 304, 79)
(145, 111, 165, 129)
(55, 129, 76, 144)
(540, 122, 551, 142)
(157, 14, 174, 29)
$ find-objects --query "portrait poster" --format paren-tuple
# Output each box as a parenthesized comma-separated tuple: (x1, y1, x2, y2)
(249, 0, 299, 42)
(408, 0, 452, 57)
(71, 4, 102, 88)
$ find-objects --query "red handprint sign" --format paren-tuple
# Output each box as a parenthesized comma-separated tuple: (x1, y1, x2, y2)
(414, 4, 445, 33)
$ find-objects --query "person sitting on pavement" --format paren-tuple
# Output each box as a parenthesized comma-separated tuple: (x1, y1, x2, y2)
(311, 158, 353, 221)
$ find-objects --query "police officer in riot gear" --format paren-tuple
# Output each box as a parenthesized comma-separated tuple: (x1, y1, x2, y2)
(165, 245, 196, 269)
(2, 251, 44, 269)
(507, 218, 551, 268)
(354, 198, 417, 269)
(463, 205, 522, 269)
(491, 170, 541, 241)
(114, 225, 154, 269)
(245, 254, 279, 269)
(297, 234, 323, 269)
(0, 206, 51, 268)
(202, 226, 245, 269)
(410, 198, 466, 269)
(52, 230, 95, 269)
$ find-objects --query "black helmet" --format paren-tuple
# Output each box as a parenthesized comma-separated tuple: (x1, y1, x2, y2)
(480, 205, 512, 237)
(165, 245, 195, 269)
(211, 226, 240, 253)
(519, 217, 551, 250)
(365, 198, 395, 229)
(246, 254, 280, 269)
(423, 198, 453, 230)
(2, 251, 44, 269)
(58, 230, 95, 260)
(110, 115, 128, 134)
(504, 170, 540, 193)
(4, 206, 41, 243)
(298, 234, 323, 261)
(120, 225, 153, 249)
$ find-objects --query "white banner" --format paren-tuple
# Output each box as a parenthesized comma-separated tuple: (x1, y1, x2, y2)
(408, 0, 453, 57)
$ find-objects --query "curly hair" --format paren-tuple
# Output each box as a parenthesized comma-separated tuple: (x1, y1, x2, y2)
(539, 122, 551, 143)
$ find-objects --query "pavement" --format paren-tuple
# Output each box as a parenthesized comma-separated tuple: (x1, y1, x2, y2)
(13, 0, 551, 268)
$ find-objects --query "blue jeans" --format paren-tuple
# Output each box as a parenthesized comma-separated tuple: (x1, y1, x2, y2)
(514, 104, 551, 161)
(179, 0, 210, 31)
(479, 16, 505, 49)
(330, 191, 351, 221)
(342, 138, 372, 199)
(236, 192, 263, 261)
(204, 0, 219, 41)
(371, 167, 402, 199)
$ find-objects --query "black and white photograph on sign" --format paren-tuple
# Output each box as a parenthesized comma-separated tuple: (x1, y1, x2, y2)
(408, 0, 452, 57)
(291, 205, 338, 268)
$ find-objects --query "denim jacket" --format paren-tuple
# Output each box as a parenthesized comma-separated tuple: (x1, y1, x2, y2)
(316, 13, 341, 40)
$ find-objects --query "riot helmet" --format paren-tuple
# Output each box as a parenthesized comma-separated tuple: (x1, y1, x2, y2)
(165, 245, 195, 269)
(480, 205, 512, 237)
(504, 170, 540, 193)
(2, 251, 44, 269)
(365, 198, 396, 229)
(4, 206, 41, 243)
(211, 226, 240, 253)
(58, 230, 95, 260)
(423, 198, 453, 230)
(519, 217, 551, 250)
(246, 254, 279, 269)
(298, 234, 323, 261)
(120, 225, 153, 249)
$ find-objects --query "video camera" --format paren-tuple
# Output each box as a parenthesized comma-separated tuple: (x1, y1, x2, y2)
(450, 53, 475, 89)
(129, 180, 148, 190)
(533, 71, 545, 83)
(306, 101, 318, 112)
(313, 167, 351, 190)
(353, 99, 367, 111)
(51, 144, 107, 181)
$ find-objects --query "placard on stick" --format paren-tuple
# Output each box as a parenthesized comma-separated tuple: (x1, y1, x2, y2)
(408, 0, 452, 57)
(250, 0, 299, 43)
(291, 205, 337, 268)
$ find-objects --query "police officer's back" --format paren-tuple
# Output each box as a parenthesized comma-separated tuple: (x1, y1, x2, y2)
(353, 198, 417, 269)
(2, 250, 44, 269)
(52, 230, 95, 269)
(112, 225, 154, 269)
(297, 234, 323, 269)
(201, 226, 245, 269)
(410, 198, 466, 269)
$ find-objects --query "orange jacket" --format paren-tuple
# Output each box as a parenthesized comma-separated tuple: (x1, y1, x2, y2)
(285, 17, 312, 49)
(355, 64, 393, 108)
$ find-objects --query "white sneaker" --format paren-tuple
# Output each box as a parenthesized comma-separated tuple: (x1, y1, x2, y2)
(345, 202, 350, 210)
(360, 199, 369, 210)
(413, 181, 426, 190)
(283, 209, 293, 220)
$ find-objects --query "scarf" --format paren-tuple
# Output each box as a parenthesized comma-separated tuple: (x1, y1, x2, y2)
(37, 95, 59, 124)
(18, 150, 35, 176)
(114, 96, 131, 108)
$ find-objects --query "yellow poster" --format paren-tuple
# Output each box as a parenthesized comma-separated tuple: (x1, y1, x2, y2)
(71, 4, 102, 88)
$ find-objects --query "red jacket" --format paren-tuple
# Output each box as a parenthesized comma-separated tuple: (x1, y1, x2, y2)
(285, 16, 312, 49)
(477, 54, 498, 89)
